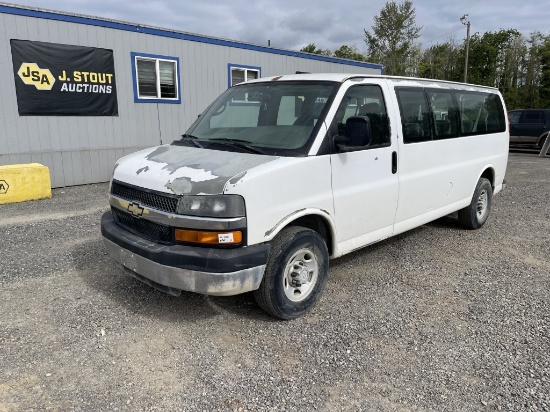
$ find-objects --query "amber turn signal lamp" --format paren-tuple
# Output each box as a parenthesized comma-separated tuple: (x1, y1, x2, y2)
(174, 229, 243, 245)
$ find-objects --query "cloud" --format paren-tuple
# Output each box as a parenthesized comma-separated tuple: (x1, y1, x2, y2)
(5, 0, 550, 54)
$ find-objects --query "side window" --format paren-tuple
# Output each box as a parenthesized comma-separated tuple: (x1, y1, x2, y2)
(333, 85, 390, 148)
(483, 94, 506, 132)
(456, 92, 485, 134)
(396, 88, 432, 143)
(131, 52, 180, 103)
(426, 90, 458, 139)
(521, 111, 543, 124)
(457, 92, 506, 134)
(508, 111, 521, 124)
(228, 64, 261, 102)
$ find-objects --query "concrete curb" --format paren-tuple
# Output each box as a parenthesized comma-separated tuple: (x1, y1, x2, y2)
(0, 163, 52, 204)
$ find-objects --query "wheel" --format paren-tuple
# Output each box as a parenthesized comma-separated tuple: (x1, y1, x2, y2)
(458, 178, 493, 229)
(254, 226, 329, 320)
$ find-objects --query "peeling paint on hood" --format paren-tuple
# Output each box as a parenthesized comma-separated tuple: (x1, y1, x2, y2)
(112, 145, 279, 195)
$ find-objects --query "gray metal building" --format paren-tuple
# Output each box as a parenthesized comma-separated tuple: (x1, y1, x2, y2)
(0, 3, 383, 187)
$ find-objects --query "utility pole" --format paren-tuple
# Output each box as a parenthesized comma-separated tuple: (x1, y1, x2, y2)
(460, 14, 470, 83)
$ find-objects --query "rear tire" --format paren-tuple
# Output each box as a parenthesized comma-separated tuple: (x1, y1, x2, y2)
(458, 178, 492, 229)
(254, 226, 329, 320)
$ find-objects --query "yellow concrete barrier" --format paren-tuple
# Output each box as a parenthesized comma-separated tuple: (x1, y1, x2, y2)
(0, 163, 52, 204)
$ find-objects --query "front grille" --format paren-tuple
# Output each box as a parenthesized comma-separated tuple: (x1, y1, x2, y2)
(112, 207, 172, 243)
(111, 181, 179, 214)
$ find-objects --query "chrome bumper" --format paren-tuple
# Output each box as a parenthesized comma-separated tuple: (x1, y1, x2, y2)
(103, 238, 266, 296)
(101, 211, 268, 296)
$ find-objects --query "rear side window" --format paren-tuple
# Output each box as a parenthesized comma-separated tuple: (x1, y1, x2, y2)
(520, 111, 544, 124)
(483, 94, 507, 132)
(395, 89, 432, 143)
(456, 92, 506, 134)
(426, 90, 459, 139)
(508, 111, 521, 124)
(396, 87, 506, 143)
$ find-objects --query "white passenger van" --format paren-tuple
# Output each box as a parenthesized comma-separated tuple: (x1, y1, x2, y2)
(101, 74, 508, 319)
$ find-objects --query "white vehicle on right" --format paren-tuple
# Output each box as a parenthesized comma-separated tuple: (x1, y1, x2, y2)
(102, 73, 509, 319)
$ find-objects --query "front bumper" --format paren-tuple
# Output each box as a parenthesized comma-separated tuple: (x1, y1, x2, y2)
(101, 211, 269, 296)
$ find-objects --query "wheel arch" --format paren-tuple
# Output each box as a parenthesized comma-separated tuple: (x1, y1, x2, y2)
(537, 131, 549, 148)
(264, 210, 336, 257)
(479, 167, 496, 191)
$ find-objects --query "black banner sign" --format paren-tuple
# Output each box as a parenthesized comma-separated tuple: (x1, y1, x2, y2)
(11, 40, 118, 116)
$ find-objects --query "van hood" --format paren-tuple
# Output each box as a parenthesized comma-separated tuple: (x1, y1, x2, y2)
(113, 145, 280, 195)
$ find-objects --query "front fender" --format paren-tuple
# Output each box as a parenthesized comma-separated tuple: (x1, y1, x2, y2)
(263, 208, 338, 255)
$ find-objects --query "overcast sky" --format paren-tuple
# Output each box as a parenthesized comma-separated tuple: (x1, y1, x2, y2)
(6, 0, 550, 53)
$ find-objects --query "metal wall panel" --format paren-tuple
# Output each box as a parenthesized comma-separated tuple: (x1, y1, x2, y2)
(0, 8, 382, 188)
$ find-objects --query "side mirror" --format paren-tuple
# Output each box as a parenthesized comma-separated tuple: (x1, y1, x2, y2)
(333, 134, 350, 146)
(333, 116, 372, 152)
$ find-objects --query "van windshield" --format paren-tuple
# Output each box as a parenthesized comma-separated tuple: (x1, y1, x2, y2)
(182, 81, 338, 156)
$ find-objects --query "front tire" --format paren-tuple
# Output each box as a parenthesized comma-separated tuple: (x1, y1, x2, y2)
(254, 226, 329, 320)
(458, 178, 493, 229)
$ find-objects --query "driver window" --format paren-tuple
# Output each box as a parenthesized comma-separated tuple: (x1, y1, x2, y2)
(334, 85, 390, 147)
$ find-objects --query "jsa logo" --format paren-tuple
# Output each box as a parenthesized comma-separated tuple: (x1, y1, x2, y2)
(18, 62, 55, 90)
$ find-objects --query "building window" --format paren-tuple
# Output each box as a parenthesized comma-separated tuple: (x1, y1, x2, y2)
(131, 52, 181, 104)
(227, 64, 261, 103)
(228, 64, 261, 88)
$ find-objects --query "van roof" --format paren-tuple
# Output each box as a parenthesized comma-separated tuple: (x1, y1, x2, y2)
(245, 73, 500, 91)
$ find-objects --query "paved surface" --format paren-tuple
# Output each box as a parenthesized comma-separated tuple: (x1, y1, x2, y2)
(1, 153, 549, 411)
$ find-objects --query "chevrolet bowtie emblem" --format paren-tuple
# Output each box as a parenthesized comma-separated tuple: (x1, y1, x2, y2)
(127, 202, 144, 217)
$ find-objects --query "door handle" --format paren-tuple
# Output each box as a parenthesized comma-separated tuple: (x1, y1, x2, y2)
(392, 151, 397, 174)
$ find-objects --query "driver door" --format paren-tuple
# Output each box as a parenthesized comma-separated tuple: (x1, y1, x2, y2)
(329, 81, 399, 253)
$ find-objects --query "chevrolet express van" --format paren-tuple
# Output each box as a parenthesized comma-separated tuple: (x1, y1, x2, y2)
(101, 73, 508, 319)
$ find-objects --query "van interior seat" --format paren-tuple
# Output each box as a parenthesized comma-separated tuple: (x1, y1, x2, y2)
(359, 103, 382, 144)
(359, 102, 380, 116)
(461, 118, 473, 133)
(435, 120, 451, 136)
(404, 122, 423, 141)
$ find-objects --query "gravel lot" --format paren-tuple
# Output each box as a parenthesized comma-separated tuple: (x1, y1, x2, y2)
(1, 152, 549, 411)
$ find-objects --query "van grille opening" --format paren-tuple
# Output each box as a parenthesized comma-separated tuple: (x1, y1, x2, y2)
(111, 181, 178, 214)
(111, 207, 172, 244)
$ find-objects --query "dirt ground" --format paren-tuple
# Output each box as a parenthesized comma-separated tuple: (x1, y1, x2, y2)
(0, 152, 548, 411)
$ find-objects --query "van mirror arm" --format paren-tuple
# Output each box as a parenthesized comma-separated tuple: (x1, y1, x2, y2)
(333, 135, 368, 152)
(332, 115, 372, 152)
(333, 134, 350, 152)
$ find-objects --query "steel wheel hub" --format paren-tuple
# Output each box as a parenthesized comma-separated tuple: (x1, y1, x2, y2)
(476, 189, 488, 219)
(283, 248, 319, 302)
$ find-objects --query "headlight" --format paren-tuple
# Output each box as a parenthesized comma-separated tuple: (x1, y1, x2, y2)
(176, 195, 245, 218)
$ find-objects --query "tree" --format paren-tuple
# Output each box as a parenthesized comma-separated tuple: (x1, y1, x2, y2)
(465, 29, 521, 87)
(539, 35, 550, 107)
(418, 40, 461, 81)
(333, 45, 366, 61)
(299, 43, 332, 56)
(364, 0, 422, 75)
(498, 34, 527, 109)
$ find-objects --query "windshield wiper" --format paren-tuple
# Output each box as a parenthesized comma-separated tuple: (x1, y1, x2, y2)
(173, 134, 205, 148)
(208, 138, 265, 155)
